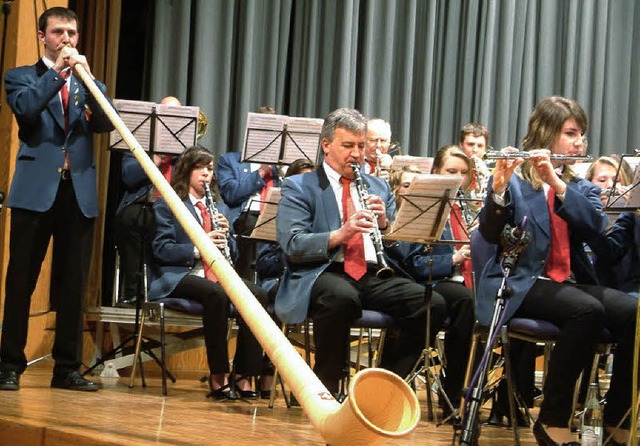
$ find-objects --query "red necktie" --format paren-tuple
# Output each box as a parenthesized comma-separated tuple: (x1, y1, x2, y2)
(367, 160, 377, 174)
(544, 189, 571, 282)
(259, 170, 274, 213)
(60, 71, 71, 168)
(450, 204, 473, 288)
(340, 177, 367, 280)
(155, 157, 173, 199)
(195, 201, 218, 282)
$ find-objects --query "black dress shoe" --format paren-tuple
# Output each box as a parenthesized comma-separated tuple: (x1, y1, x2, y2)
(0, 370, 20, 391)
(532, 420, 580, 446)
(238, 389, 258, 399)
(51, 371, 99, 392)
(206, 388, 237, 401)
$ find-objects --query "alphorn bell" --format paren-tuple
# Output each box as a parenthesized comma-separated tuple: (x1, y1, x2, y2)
(73, 64, 420, 445)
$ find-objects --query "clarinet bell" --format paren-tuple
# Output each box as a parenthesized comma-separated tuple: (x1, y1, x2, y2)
(376, 266, 394, 280)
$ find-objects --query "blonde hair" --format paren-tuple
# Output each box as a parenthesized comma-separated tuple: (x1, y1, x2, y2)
(389, 165, 422, 201)
(431, 144, 473, 194)
(585, 156, 631, 187)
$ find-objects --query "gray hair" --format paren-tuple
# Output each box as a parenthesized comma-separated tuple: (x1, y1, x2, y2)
(320, 108, 367, 142)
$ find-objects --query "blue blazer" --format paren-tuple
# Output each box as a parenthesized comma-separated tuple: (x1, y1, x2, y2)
(475, 175, 607, 326)
(148, 196, 238, 301)
(385, 223, 459, 285)
(275, 165, 395, 324)
(115, 152, 150, 214)
(217, 152, 281, 225)
(115, 152, 177, 215)
(4, 59, 114, 217)
(589, 211, 640, 293)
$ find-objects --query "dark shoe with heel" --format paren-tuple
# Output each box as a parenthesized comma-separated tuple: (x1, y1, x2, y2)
(532, 420, 580, 446)
(238, 389, 258, 399)
(51, 371, 99, 392)
(0, 370, 20, 391)
(206, 375, 237, 401)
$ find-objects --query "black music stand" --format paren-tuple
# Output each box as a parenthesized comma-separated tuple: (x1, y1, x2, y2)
(109, 99, 198, 155)
(87, 101, 196, 379)
(241, 112, 322, 166)
(386, 174, 465, 425)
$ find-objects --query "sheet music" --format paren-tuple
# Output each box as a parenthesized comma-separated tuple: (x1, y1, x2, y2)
(386, 174, 463, 243)
(108, 99, 198, 155)
(391, 155, 434, 173)
(154, 104, 199, 154)
(282, 117, 324, 164)
(249, 188, 281, 242)
(109, 99, 155, 151)
(242, 112, 322, 165)
(572, 161, 592, 178)
(623, 157, 640, 172)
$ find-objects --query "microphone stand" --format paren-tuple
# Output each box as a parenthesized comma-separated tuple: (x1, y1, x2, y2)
(458, 222, 530, 446)
(0, 1, 13, 111)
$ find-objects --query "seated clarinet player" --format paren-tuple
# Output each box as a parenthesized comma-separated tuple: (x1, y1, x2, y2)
(386, 145, 475, 415)
(275, 108, 445, 398)
(148, 146, 267, 400)
(476, 96, 637, 446)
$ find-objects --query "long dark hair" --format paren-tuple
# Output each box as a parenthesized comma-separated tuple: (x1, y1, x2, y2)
(171, 146, 218, 201)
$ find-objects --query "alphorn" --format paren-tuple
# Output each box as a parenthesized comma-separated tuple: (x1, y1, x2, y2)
(74, 65, 420, 445)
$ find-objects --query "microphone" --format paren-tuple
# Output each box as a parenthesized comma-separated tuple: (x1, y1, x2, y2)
(500, 217, 531, 259)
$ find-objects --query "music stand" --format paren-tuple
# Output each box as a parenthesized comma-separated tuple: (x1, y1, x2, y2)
(241, 112, 322, 166)
(603, 156, 640, 211)
(386, 174, 466, 424)
(87, 100, 197, 379)
(109, 99, 199, 155)
(250, 188, 281, 242)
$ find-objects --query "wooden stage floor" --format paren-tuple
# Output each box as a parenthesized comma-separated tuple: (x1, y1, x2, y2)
(0, 364, 542, 445)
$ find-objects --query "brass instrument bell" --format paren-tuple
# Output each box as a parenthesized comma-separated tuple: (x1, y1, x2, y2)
(197, 110, 209, 139)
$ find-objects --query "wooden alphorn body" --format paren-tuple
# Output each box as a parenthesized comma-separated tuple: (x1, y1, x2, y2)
(75, 65, 420, 445)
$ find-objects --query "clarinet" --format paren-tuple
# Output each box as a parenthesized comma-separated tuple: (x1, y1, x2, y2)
(350, 164, 394, 279)
(203, 181, 233, 265)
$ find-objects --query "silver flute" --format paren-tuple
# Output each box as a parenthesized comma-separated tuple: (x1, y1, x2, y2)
(485, 151, 592, 161)
(350, 163, 394, 279)
(203, 181, 233, 265)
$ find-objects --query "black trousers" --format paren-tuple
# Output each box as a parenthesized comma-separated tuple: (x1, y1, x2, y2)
(113, 201, 155, 300)
(232, 210, 259, 281)
(309, 263, 446, 393)
(515, 279, 637, 428)
(170, 275, 266, 375)
(433, 280, 475, 402)
(1, 179, 94, 376)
